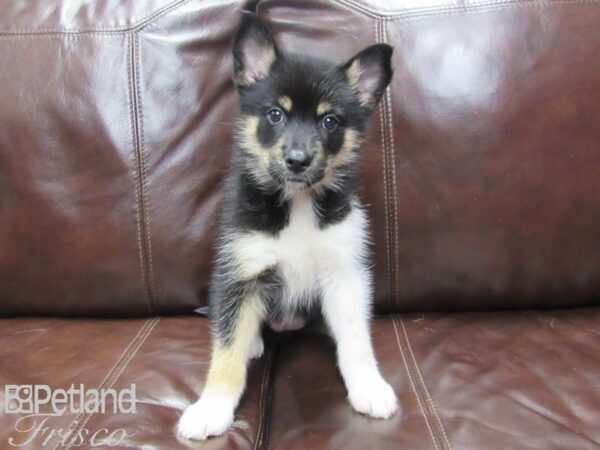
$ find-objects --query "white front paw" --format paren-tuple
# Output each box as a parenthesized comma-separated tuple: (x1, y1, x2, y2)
(348, 374, 398, 419)
(177, 393, 234, 440)
(249, 335, 264, 359)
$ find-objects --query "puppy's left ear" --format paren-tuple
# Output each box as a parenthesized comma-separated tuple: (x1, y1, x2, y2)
(342, 44, 393, 109)
(233, 12, 279, 89)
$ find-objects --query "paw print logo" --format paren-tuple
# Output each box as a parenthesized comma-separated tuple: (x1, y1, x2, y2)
(4, 385, 34, 414)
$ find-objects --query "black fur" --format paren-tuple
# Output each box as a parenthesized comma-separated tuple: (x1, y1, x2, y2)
(210, 12, 393, 343)
(314, 186, 354, 228)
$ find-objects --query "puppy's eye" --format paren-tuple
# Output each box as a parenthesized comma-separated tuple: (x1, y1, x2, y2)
(322, 114, 339, 131)
(267, 107, 284, 124)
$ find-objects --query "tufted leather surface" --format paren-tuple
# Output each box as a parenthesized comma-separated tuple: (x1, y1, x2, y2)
(1, 310, 598, 449)
(267, 309, 600, 450)
(0, 0, 244, 316)
(1, 1, 600, 449)
(0, 316, 272, 449)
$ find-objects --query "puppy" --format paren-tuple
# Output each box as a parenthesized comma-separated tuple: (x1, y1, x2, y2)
(178, 12, 397, 440)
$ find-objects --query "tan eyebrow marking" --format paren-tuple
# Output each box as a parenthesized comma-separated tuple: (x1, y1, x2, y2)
(317, 101, 332, 116)
(279, 95, 292, 113)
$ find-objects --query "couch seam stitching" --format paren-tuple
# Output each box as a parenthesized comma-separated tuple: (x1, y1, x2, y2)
(52, 318, 159, 450)
(380, 20, 400, 309)
(133, 31, 159, 310)
(0, 0, 597, 38)
(136, 0, 200, 32)
(392, 316, 440, 450)
(375, 18, 393, 304)
(129, 31, 157, 314)
(64, 317, 160, 449)
(0, 0, 195, 36)
(0, 33, 124, 40)
(393, 0, 600, 21)
(331, 0, 600, 20)
(400, 318, 452, 450)
(134, 0, 196, 31)
(127, 32, 152, 315)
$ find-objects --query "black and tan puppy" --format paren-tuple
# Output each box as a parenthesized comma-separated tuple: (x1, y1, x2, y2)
(178, 12, 396, 440)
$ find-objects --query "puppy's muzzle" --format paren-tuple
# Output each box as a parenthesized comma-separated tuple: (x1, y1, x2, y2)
(284, 149, 313, 174)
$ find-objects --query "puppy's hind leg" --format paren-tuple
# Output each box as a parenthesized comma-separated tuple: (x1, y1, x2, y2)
(177, 289, 265, 440)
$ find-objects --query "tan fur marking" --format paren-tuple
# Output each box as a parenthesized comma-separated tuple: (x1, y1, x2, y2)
(264, 46, 277, 72)
(318, 128, 361, 191)
(345, 60, 363, 90)
(331, 128, 360, 168)
(345, 60, 374, 107)
(279, 95, 292, 113)
(236, 116, 283, 185)
(237, 116, 264, 159)
(317, 101, 332, 116)
(205, 294, 265, 394)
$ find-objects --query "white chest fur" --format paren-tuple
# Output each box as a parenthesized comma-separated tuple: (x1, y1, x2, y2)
(227, 192, 368, 310)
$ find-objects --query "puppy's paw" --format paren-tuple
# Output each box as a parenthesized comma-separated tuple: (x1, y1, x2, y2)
(249, 335, 264, 360)
(177, 394, 234, 440)
(348, 374, 398, 419)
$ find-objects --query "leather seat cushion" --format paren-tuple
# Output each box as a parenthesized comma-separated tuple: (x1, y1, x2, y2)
(267, 309, 600, 449)
(0, 316, 271, 449)
(2, 310, 598, 449)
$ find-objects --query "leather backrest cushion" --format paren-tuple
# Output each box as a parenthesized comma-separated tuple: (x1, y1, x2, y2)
(0, 0, 239, 316)
(1, 0, 599, 316)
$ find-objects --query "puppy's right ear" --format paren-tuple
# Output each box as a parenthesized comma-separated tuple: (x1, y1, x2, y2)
(233, 12, 279, 89)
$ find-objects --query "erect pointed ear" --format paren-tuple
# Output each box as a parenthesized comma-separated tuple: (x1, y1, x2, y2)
(233, 12, 279, 89)
(342, 44, 393, 108)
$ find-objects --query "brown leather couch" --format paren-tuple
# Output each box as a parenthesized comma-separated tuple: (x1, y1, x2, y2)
(1, 1, 599, 449)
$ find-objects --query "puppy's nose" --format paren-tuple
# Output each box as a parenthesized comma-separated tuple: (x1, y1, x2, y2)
(285, 150, 313, 174)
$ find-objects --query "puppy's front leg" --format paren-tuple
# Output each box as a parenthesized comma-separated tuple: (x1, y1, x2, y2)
(321, 267, 399, 419)
(178, 291, 265, 440)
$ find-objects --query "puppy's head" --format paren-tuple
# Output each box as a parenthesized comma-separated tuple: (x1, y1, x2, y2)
(233, 13, 393, 193)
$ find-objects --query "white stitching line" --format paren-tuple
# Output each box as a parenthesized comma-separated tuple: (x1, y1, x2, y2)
(134, 0, 198, 31)
(0, 0, 597, 35)
(91, 319, 158, 409)
(332, 0, 600, 20)
(337, 0, 525, 18)
(381, 18, 400, 308)
(54, 319, 155, 449)
(52, 318, 157, 450)
(392, 0, 600, 22)
(0, 33, 125, 40)
(101, 319, 159, 391)
(135, 0, 203, 31)
(375, 18, 392, 302)
(133, 31, 159, 309)
(379, 19, 398, 305)
(392, 316, 439, 449)
(0, 0, 195, 36)
(64, 317, 160, 449)
(400, 318, 452, 450)
(127, 32, 154, 315)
